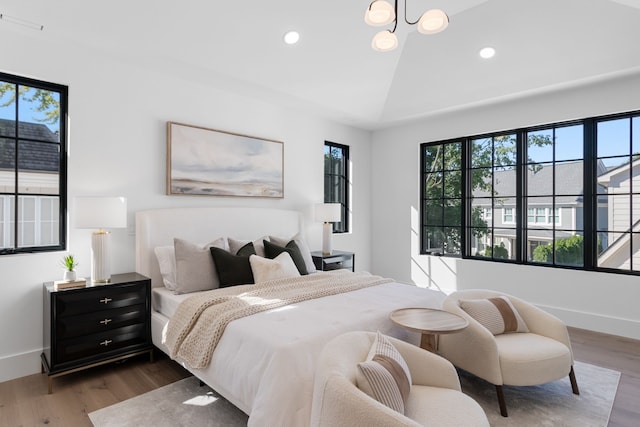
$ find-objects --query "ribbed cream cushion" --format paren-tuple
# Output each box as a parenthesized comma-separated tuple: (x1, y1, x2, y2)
(459, 296, 529, 335)
(356, 332, 412, 413)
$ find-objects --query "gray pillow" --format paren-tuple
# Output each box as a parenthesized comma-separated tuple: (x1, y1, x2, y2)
(173, 237, 227, 294)
(228, 236, 269, 257)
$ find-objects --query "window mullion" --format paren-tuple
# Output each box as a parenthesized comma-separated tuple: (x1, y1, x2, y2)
(583, 119, 596, 270)
(516, 130, 526, 263)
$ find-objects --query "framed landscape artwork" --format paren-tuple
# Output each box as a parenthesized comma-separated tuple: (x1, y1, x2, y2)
(167, 122, 284, 198)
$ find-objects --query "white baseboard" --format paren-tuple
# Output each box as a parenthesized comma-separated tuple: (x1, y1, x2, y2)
(538, 304, 640, 340)
(0, 349, 42, 383)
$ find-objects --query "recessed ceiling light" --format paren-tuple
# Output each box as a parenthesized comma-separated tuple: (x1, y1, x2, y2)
(479, 47, 495, 59)
(283, 31, 300, 45)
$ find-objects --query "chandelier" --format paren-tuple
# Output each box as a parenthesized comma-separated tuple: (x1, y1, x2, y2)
(364, 0, 449, 52)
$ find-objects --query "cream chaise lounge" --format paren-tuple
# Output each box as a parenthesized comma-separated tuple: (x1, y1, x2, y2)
(310, 331, 489, 427)
(438, 289, 579, 417)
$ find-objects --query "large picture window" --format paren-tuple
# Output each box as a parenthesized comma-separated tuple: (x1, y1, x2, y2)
(0, 72, 67, 255)
(324, 141, 349, 233)
(420, 110, 640, 276)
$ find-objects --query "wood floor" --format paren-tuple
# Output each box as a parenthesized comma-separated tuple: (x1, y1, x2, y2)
(0, 327, 638, 427)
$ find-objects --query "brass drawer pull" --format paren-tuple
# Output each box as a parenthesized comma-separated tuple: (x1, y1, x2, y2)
(99, 339, 112, 347)
(99, 297, 113, 304)
(99, 318, 112, 325)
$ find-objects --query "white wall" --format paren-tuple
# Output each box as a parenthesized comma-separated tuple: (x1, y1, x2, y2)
(371, 71, 640, 341)
(0, 30, 373, 382)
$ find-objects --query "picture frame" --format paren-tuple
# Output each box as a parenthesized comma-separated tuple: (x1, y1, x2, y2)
(167, 122, 284, 198)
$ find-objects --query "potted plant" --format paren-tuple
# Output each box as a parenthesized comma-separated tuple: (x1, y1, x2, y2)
(61, 254, 78, 282)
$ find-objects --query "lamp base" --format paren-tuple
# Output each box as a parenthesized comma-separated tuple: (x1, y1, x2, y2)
(322, 222, 333, 255)
(91, 230, 111, 283)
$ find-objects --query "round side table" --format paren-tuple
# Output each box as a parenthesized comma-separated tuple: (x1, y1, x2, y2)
(390, 307, 468, 352)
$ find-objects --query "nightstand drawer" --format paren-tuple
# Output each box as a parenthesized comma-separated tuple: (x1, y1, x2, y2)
(56, 284, 146, 317)
(56, 304, 146, 339)
(56, 323, 147, 364)
(311, 250, 355, 272)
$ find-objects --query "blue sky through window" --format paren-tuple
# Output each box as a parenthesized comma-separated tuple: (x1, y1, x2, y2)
(0, 84, 60, 134)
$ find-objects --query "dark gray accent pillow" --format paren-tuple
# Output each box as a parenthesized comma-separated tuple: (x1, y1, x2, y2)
(263, 240, 308, 275)
(209, 244, 256, 287)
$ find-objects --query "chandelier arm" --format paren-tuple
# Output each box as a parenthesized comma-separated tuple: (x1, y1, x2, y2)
(403, 0, 421, 25)
(390, 0, 399, 33)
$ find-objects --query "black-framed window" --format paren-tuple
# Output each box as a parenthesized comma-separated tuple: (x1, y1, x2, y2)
(324, 141, 349, 233)
(0, 72, 67, 255)
(420, 109, 640, 276)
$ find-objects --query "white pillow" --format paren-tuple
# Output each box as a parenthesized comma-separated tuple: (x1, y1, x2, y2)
(269, 233, 316, 273)
(228, 236, 270, 257)
(154, 245, 177, 291)
(173, 237, 227, 294)
(249, 252, 301, 283)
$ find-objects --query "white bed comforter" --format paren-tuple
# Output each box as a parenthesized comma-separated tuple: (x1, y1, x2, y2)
(194, 280, 444, 427)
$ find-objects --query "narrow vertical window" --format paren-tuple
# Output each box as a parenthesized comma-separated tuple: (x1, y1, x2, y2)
(526, 125, 584, 267)
(421, 141, 463, 255)
(324, 141, 349, 233)
(469, 134, 517, 260)
(596, 114, 640, 272)
(0, 72, 67, 255)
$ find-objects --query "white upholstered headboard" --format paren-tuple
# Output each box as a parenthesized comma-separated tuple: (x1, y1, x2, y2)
(135, 206, 304, 287)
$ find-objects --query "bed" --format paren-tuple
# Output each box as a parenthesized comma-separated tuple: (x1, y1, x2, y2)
(135, 206, 445, 427)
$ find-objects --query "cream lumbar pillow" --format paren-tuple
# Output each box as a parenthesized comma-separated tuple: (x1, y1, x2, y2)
(269, 233, 317, 273)
(356, 331, 411, 414)
(459, 296, 529, 335)
(249, 252, 301, 284)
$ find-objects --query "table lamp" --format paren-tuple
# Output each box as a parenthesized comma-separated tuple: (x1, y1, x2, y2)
(314, 203, 341, 255)
(74, 196, 127, 283)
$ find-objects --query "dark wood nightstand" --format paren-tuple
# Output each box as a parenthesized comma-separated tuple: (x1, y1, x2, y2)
(41, 272, 153, 393)
(311, 250, 355, 272)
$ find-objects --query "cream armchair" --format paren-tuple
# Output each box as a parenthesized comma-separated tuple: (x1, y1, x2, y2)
(310, 331, 489, 427)
(438, 289, 579, 417)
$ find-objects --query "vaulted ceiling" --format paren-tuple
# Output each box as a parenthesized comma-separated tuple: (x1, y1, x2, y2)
(4, 0, 640, 130)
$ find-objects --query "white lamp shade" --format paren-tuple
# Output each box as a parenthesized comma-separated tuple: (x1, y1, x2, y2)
(74, 197, 127, 229)
(371, 30, 398, 52)
(418, 9, 449, 34)
(364, 1, 395, 27)
(314, 203, 342, 223)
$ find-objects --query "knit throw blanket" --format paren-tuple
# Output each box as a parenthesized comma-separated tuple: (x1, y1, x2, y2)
(164, 270, 393, 369)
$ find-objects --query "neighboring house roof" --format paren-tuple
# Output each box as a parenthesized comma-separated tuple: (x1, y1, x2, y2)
(474, 160, 607, 206)
(597, 219, 640, 268)
(597, 157, 640, 186)
(0, 119, 60, 172)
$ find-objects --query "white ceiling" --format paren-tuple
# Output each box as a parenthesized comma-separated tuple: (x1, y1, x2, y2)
(3, 0, 640, 130)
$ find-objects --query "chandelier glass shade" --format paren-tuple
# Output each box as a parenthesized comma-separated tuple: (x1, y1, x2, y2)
(372, 30, 398, 51)
(364, 0, 395, 26)
(364, 0, 449, 51)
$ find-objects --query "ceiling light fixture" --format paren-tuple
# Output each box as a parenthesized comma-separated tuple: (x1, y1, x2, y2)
(365, 0, 448, 52)
(283, 31, 300, 45)
(479, 47, 495, 58)
(0, 13, 44, 31)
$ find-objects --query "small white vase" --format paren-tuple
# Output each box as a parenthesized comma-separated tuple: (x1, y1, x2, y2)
(63, 270, 77, 282)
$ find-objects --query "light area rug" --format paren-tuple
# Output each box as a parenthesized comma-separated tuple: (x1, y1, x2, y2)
(89, 361, 619, 427)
